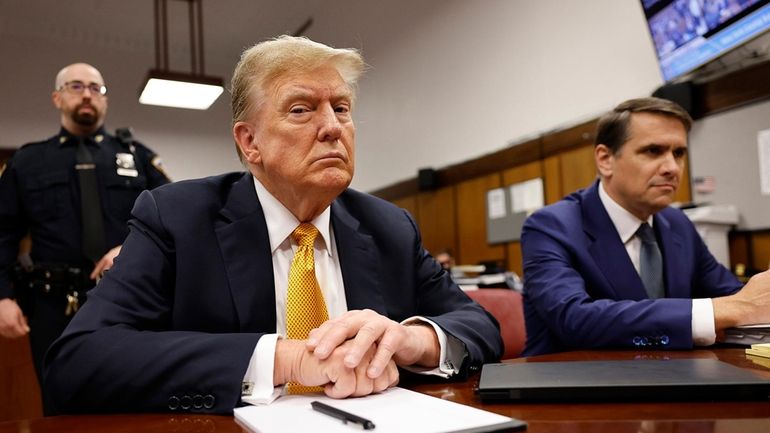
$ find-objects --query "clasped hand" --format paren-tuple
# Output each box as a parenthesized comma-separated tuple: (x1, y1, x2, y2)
(276, 309, 440, 398)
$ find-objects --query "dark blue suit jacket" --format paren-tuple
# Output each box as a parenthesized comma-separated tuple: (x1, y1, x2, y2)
(44, 172, 502, 414)
(520, 181, 741, 356)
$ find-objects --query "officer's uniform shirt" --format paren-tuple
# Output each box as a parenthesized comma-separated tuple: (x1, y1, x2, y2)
(0, 127, 170, 299)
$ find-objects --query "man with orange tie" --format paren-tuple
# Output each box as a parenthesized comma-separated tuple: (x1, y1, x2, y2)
(44, 36, 502, 414)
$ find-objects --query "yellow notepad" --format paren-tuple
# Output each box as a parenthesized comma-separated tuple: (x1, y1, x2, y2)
(747, 354, 770, 370)
(745, 343, 770, 359)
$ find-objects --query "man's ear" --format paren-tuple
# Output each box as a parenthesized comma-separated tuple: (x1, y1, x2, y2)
(595, 144, 614, 178)
(52, 90, 62, 110)
(232, 122, 260, 164)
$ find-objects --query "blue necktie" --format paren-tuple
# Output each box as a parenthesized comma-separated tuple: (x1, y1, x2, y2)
(636, 223, 664, 299)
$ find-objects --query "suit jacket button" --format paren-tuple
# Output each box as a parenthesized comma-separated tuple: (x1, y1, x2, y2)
(193, 394, 204, 409)
(660, 335, 670, 345)
(168, 396, 180, 410)
(203, 394, 215, 409)
(632, 336, 642, 346)
(180, 395, 192, 410)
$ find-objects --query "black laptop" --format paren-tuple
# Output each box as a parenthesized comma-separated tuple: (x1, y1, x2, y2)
(478, 359, 770, 402)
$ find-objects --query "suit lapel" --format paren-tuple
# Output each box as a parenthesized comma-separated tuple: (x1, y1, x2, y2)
(582, 182, 649, 300)
(215, 173, 277, 332)
(331, 198, 386, 314)
(654, 212, 686, 298)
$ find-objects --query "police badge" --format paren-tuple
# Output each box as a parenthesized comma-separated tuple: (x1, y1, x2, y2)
(115, 152, 138, 177)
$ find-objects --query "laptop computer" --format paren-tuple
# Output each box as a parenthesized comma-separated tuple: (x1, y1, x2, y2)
(478, 358, 770, 402)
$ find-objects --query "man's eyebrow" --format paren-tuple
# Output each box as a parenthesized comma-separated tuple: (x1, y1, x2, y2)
(278, 84, 353, 101)
(277, 87, 315, 102)
(637, 143, 666, 150)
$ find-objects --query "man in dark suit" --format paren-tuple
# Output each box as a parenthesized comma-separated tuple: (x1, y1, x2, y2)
(521, 97, 770, 356)
(44, 36, 502, 414)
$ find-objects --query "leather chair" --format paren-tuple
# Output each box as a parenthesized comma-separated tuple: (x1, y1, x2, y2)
(466, 289, 526, 359)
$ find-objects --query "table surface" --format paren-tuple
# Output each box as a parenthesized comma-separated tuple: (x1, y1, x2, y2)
(2, 348, 769, 433)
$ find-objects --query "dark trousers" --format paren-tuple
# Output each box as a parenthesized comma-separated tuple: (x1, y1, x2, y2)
(27, 290, 74, 413)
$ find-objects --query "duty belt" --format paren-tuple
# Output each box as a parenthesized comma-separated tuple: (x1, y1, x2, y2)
(22, 263, 93, 316)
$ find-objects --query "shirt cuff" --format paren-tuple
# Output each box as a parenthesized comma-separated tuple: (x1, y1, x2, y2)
(241, 334, 282, 405)
(400, 316, 465, 378)
(692, 299, 717, 346)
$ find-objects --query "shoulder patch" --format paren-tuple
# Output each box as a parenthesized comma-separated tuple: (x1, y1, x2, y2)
(151, 155, 171, 181)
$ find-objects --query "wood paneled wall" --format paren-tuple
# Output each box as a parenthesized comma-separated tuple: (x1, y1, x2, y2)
(752, 232, 770, 271)
(417, 187, 457, 258)
(731, 230, 770, 273)
(385, 137, 604, 271)
(0, 336, 42, 421)
(557, 145, 596, 196)
(502, 162, 542, 276)
(455, 174, 504, 265)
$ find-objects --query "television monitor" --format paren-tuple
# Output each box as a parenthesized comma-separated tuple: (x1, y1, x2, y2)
(641, 0, 770, 82)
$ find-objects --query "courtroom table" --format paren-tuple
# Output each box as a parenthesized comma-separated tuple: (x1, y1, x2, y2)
(1, 348, 768, 433)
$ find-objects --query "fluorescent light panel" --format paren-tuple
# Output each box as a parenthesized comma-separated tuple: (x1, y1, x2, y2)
(139, 71, 224, 110)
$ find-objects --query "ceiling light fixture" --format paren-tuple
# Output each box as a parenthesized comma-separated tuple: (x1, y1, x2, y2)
(139, 0, 223, 110)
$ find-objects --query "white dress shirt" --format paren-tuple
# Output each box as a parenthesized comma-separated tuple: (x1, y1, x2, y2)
(598, 181, 716, 346)
(242, 177, 460, 405)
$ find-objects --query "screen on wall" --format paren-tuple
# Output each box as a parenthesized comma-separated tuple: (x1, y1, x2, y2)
(641, 0, 770, 82)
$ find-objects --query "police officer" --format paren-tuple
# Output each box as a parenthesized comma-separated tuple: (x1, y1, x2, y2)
(0, 63, 170, 386)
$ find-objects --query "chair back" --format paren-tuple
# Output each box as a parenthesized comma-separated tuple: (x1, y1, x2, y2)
(466, 289, 526, 359)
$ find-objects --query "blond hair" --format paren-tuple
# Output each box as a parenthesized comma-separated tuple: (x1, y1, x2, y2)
(230, 36, 365, 160)
(231, 35, 365, 123)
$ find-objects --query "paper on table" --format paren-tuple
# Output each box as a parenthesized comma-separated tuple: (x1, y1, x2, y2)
(234, 386, 525, 433)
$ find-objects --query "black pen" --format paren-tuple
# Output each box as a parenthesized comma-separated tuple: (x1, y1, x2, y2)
(311, 401, 375, 430)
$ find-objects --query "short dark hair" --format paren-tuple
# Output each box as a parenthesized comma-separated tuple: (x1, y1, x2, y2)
(595, 97, 692, 153)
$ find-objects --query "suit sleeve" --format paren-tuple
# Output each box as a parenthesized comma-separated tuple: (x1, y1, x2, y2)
(404, 210, 503, 370)
(521, 211, 695, 351)
(44, 191, 260, 414)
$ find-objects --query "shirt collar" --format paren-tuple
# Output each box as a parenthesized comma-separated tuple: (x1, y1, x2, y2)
(252, 176, 333, 256)
(57, 126, 107, 147)
(598, 180, 653, 244)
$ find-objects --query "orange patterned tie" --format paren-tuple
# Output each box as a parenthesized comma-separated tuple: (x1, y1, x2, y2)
(286, 223, 328, 394)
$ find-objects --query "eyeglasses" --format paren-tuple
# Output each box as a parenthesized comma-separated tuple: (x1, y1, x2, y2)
(59, 81, 108, 96)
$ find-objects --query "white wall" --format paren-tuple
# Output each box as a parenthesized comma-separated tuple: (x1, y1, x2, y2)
(0, 0, 665, 190)
(689, 99, 770, 230)
(323, 0, 665, 191)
